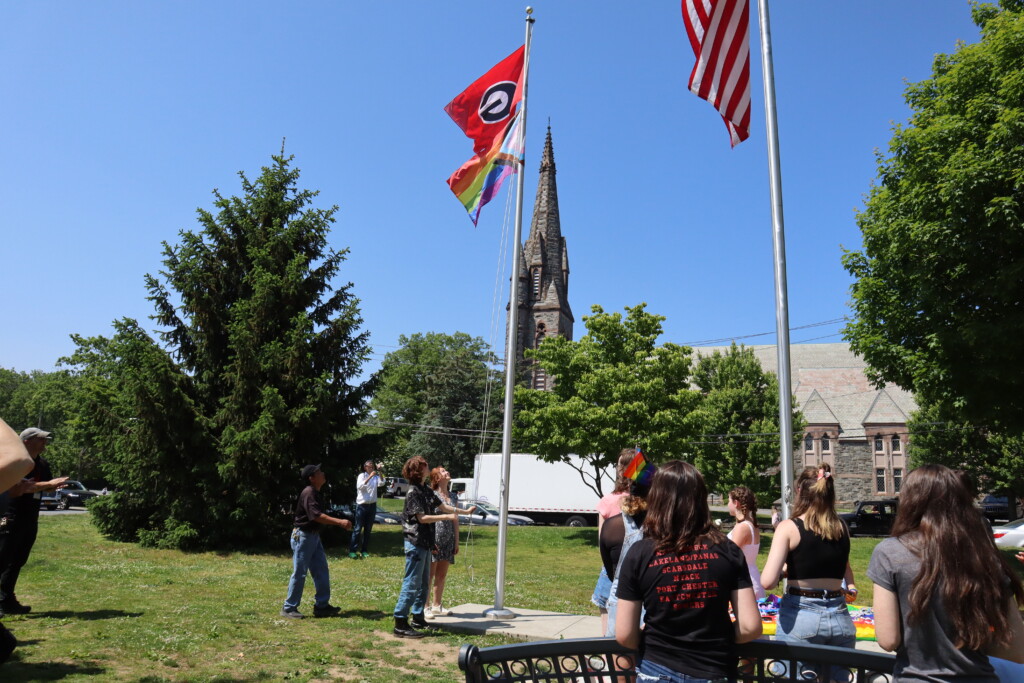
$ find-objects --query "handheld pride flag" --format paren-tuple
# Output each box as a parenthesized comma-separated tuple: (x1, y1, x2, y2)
(623, 448, 656, 489)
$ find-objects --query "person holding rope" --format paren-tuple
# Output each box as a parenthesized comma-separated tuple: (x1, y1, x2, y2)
(393, 456, 475, 638)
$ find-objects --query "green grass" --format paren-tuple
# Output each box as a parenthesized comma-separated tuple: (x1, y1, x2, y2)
(3, 513, 920, 681)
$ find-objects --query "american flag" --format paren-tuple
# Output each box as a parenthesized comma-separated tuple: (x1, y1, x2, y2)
(682, 0, 751, 147)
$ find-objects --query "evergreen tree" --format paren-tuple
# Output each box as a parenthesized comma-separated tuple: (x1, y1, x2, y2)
(64, 151, 372, 548)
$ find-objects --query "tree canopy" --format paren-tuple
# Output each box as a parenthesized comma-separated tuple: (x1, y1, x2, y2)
(843, 1, 1024, 435)
(63, 151, 373, 549)
(514, 304, 797, 501)
(367, 332, 502, 477)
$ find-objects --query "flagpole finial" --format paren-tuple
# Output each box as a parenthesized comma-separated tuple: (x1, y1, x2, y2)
(526, 6, 533, 14)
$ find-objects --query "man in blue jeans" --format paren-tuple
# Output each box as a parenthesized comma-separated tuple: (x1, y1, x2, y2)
(349, 460, 382, 559)
(281, 464, 352, 619)
(393, 456, 474, 638)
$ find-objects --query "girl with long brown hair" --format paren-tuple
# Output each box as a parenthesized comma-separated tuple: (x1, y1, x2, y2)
(868, 464, 1024, 681)
(615, 461, 761, 681)
(761, 465, 857, 678)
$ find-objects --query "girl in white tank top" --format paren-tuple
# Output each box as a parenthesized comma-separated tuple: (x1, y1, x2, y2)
(728, 488, 766, 600)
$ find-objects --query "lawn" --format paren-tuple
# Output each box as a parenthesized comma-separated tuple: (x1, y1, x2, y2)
(3, 511, 967, 681)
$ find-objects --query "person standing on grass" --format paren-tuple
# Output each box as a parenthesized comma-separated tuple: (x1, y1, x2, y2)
(0, 419, 33, 667)
(281, 464, 352, 620)
(592, 448, 633, 635)
(868, 464, 1024, 682)
(727, 485, 766, 601)
(349, 460, 383, 559)
(615, 460, 762, 682)
(0, 428, 68, 618)
(393, 456, 474, 639)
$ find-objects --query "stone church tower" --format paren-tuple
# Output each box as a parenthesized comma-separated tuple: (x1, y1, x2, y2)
(512, 126, 574, 390)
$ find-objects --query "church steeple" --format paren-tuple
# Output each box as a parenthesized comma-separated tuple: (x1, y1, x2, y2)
(515, 125, 574, 390)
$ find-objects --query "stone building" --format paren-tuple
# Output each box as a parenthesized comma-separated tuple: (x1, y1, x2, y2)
(511, 127, 574, 390)
(696, 343, 917, 504)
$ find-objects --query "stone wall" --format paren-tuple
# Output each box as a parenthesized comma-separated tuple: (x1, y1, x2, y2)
(835, 438, 874, 504)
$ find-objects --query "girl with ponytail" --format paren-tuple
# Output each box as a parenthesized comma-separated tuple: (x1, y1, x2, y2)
(762, 465, 857, 679)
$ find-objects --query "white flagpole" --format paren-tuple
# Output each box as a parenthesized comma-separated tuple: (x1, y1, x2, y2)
(756, 0, 795, 518)
(486, 6, 534, 620)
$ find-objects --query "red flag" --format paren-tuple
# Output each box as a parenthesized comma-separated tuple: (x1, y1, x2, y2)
(445, 46, 525, 156)
(682, 0, 751, 146)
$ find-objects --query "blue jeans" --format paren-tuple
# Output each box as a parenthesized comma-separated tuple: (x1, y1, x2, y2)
(774, 592, 856, 682)
(393, 541, 431, 618)
(349, 503, 376, 554)
(637, 658, 731, 682)
(283, 529, 330, 610)
(591, 566, 612, 609)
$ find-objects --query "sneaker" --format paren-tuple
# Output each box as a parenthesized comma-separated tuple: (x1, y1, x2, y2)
(433, 605, 451, 617)
(361, 552, 370, 558)
(279, 607, 305, 619)
(348, 552, 359, 559)
(1, 600, 30, 615)
(313, 604, 341, 618)
(423, 606, 435, 620)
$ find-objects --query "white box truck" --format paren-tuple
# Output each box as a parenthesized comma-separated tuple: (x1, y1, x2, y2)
(459, 453, 615, 527)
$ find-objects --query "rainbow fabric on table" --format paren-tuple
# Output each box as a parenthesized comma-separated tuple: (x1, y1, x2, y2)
(446, 111, 523, 225)
(622, 448, 655, 488)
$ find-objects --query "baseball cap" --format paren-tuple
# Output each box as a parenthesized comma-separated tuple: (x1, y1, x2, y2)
(19, 427, 52, 441)
(301, 464, 321, 479)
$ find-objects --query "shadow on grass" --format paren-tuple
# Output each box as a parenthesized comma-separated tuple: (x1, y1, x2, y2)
(563, 529, 598, 545)
(33, 609, 143, 621)
(3, 660, 106, 681)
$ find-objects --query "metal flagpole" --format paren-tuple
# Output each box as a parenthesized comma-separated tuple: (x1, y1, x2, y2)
(486, 5, 534, 620)
(756, 0, 795, 519)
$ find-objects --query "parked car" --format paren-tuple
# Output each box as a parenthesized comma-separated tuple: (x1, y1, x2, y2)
(326, 503, 401, 526)
(41, 489, 61, 511)
(457, 499, 534, 527)
(981, 494, 1023, 523)
(56, 480, 102, 510)
(840, 499, 898, 536)
(993, 518, 1024, 548)
(384, 477, 410, 498)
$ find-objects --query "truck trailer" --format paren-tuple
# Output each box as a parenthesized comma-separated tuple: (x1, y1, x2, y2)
(462, 452, 615, 527)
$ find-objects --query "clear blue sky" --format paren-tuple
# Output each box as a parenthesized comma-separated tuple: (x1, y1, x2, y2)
(1, 1, 981, 376)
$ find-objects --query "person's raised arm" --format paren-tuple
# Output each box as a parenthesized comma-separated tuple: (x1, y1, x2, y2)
(0, 419, 33, 493)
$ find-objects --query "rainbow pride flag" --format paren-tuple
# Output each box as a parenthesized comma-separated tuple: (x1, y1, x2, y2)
(447, 111, 523, 226)
(623, 448, 655, 488)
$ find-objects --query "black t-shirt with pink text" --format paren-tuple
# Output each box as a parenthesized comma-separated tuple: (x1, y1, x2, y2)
(616, 536, 751, 679)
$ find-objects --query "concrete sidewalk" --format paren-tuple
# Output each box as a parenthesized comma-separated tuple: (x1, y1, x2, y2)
(434, 603, 888, 654)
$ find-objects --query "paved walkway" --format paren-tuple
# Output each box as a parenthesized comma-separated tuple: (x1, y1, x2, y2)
(436, 603, 887, 654)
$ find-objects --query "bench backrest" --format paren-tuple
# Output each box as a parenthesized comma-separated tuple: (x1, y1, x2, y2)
(459, 637, 896, 682)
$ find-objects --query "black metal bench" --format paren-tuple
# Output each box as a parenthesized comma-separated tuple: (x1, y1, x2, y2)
(459, 637, 896, 682)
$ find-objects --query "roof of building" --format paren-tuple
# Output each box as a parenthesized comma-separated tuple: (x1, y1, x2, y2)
(693, 343, 917, 439)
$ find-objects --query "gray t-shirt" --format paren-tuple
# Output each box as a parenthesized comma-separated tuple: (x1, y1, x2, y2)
(867, 537, 997, 682)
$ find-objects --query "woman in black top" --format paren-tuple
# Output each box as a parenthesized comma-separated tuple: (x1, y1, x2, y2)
(762, 465, 857, 680)
(615, 461, 761, 682)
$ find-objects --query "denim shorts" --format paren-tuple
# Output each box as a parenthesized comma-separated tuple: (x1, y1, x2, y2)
(774, 593, 856, 682)
(591, 566, 612, 609)
(636, 658, 731, 683)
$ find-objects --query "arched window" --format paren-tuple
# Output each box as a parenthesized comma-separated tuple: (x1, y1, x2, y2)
(891, 434, 901, 452)
(532, 268, 541, 299)
(804, 434, 813, 452)
(874, 436, 883, 452)
(821, 434, 831, 453)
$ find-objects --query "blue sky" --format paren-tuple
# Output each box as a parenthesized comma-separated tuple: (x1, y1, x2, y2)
(1, 1, 981, 377)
